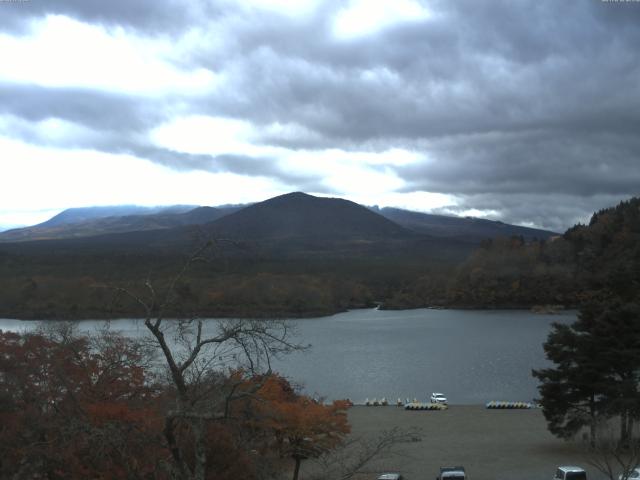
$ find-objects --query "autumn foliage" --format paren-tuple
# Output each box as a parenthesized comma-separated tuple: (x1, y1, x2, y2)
(0, 328, 162, 478)
(246, 375, 351, 479)
(0, 329, 350, 479)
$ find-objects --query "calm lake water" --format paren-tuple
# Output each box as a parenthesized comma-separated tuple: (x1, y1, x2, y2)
(0, 308, 575, 404)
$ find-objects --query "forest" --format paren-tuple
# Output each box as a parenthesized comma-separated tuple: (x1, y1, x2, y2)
(0, 197, 638, 319)
(0, 269, 415, 480)
(2, 198, 639, 478)
(532, 199, 640, 478)
(0, 324, 356, 479)
(387, 197, 640, 310)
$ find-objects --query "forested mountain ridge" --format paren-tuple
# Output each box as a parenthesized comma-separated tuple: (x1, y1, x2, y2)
(0, 194, 633, 319)
(434, 197, 640, 309)
(0, 193, 555, 245)
(0, 193, 433, 257)
(0, 192, 470, 319)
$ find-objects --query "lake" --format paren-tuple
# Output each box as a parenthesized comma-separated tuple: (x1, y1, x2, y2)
(0, 308, 575, 404)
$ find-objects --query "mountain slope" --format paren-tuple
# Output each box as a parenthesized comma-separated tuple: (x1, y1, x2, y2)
(376, 207, 556, 242)
(0, 206, 250, 243)
(1, 194, 556, 245)
(0, 192, 446, 260)
(205, 192, 412, 240)
(0, 195, 634, 319)
(39, 205, 195, 227)
(0, 206, 228, 243)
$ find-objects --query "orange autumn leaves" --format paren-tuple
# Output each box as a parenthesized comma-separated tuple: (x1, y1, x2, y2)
(0, 330, 351, 479)
(0, 329, 162, 479)
(240, 374, 351, 461)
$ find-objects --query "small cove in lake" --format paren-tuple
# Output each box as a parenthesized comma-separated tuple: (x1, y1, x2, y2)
(0, 308, 575, 404)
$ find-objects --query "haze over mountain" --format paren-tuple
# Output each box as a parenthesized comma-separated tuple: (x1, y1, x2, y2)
(38, 205, 197, 227)
(375, 207, 555, 243)
(1, 2, 637, 239)
(0, 205, 239, 243)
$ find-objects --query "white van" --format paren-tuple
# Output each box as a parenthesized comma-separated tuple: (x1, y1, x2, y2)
(438, 466, 465, 480)
(554, 466, 587, 480)
(618, 467, 640, 480)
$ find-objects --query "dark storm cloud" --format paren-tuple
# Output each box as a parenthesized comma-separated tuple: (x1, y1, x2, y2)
(397, 130, 640, 196)
(432, 192, 631, 234)
(0, 84, 166, 132)
(202, 1, 640, 145)
(1, 0, 639, 229)
(190, 0, 638, 231)
(118, 145, 328, 192)
(208, 0, 639, 230)
(0, 86, 323, 190)
(0, 82, 321, 185)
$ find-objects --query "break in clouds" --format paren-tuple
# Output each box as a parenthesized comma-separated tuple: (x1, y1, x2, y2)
(1, 0, 639, 231)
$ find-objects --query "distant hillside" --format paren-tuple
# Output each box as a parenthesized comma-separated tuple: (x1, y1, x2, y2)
(2, 192, 624, 320)
(0, 193, 432, 259)
(0, 192, 472, 319)
(39, 205, 195, 227)
(0, 205, 236, 243)
(0, 194, 555, 245)
(375, 207, 556, 242)
(206, 192, 411, 241)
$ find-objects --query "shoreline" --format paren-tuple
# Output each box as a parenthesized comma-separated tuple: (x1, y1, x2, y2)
(0, 305, 577, 322)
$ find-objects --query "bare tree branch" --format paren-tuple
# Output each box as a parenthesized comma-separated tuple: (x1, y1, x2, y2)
(108, 240, 306, 480)
(307, 427, 422, 480)
(584, 421, 640, 480)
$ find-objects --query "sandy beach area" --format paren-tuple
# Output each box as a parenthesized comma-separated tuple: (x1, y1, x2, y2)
(346, 405, 602, 480)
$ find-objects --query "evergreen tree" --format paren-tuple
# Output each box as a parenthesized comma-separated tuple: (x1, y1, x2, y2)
(533, 320, 606, 443)
(534, 298, 640, 445)
(578, 299, 640, 445)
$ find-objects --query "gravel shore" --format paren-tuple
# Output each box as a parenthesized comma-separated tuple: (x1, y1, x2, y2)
(347, 405, 599, 480)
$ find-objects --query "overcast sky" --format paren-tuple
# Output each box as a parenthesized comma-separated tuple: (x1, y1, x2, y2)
(0, 0, 638, 232)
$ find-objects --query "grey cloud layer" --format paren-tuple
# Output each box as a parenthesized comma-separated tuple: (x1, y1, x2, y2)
(0, 84, 324, 190)
(0, 0, 214, 33)
(1, 0, 639, 230)
(0, 84, 165, 133)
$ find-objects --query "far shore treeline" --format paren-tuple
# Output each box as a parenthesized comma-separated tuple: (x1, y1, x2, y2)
(0, 193, 638, 320)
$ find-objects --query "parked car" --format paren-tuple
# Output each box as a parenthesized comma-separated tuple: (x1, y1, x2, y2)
(554, 466, 587, 480)
(431, 392, 448, 404)
(377, 473, 403, 480)
(618, 468, 640, 480)
(437, 466, 465, 480)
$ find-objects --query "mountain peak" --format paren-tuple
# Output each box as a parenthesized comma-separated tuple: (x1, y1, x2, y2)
(279, 191, 312, 199)
(265, 192, 318, 204)
(207, 192, 410, 240)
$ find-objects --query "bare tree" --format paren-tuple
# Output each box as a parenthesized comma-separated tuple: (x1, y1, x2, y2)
(114, 242, 305, 480)
(307, 427, 422, 480)
(584, 421, 640, 480)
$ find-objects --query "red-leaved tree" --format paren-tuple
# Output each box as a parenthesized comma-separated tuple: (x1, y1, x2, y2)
(0, 327, 162, 479)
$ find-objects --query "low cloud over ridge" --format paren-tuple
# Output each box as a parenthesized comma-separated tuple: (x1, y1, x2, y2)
(0, 0, 638, 231)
